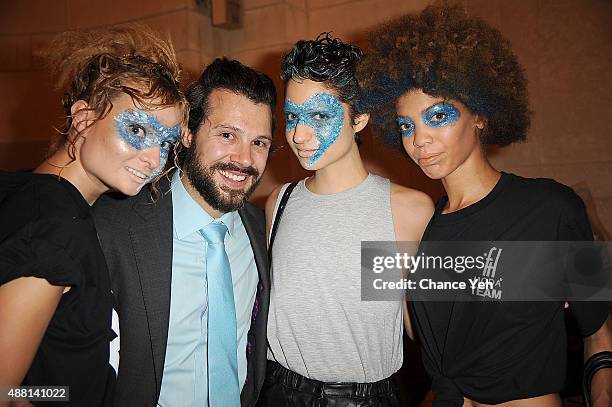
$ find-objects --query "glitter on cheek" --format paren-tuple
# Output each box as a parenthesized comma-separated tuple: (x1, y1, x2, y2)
(114, 109, 181, 183)
(144, 129, 180, 182)
(285, 100, 322, 154)
(284, 93, 344, 167)
(422, 102, 461, 128)
(145, 147, 169, 182)
(397, 116, 416, 138)
(284, 100, 299, 133)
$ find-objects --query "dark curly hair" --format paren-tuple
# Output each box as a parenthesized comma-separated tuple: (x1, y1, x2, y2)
(357, 4, 530, 149)
(186, 57, 277, 136)
(281, 32, 365, 123)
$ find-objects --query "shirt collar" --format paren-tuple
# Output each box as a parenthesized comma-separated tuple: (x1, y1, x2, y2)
(171, 170, 238, 240)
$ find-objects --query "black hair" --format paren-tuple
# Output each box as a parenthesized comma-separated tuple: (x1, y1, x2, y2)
(185, 57, 277, 136)
(358, 4, 530, 149)
(281, 33, 365, 139)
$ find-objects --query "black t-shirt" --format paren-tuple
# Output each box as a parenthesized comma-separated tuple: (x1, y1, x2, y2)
(0, 172, 115, 406)
(410, 172, 609, 405)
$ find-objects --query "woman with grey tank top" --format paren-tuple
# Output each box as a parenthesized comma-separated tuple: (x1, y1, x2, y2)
(256, 33, 434, 407)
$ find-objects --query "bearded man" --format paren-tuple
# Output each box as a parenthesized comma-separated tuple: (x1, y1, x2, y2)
(94, 57, 276, 407)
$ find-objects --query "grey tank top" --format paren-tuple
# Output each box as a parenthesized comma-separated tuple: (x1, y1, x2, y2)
(266, 174, 403, 382)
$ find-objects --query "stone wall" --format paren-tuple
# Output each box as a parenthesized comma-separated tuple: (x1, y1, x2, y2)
(1, 0, 610, 235)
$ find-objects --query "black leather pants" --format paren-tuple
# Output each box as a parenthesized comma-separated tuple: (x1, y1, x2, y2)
(256, 361, 401, 407)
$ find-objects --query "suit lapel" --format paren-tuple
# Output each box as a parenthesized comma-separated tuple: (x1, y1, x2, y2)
(238, 204, 269, 406)
(130, 182, 174, 396)
(239, 205, 269, 292)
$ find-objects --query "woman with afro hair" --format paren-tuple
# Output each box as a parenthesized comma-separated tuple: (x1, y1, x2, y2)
(358, 4, 611, 407)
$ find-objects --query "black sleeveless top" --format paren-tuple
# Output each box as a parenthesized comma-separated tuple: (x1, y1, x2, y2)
(0, 172, 115, 406)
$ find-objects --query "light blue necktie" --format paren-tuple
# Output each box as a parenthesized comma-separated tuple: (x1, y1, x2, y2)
(199, 222, 240, 406)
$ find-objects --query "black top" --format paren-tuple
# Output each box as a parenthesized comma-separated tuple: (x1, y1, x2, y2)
(0, 172, 115, 406)
(411, 172, 610, 406)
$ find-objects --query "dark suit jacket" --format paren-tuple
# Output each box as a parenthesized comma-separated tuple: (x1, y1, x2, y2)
(93, 175, 270, 407)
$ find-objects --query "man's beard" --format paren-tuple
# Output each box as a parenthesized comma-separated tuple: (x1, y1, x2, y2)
(183, 144, 261, 214)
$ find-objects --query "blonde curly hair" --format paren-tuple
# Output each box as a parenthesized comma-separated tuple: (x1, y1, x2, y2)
(44, 24, 188, 184)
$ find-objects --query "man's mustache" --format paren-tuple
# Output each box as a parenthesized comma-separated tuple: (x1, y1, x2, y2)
(213, 162, 259, 178)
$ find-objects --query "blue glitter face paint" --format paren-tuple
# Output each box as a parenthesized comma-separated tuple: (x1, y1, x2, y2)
(114, 109, 181, 180)
(396, 102, 461, 139)
(422, 102, 461, 128)
(396, 116, 416, 138)
(284, 93, 344, 167)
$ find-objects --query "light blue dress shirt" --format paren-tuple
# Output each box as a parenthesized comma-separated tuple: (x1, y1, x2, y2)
(158, 172, 258, 407)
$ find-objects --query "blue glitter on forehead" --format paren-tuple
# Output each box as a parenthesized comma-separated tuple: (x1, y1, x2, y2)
(422, 102, 461, 128)
(114, 109, 181, 182)
(284, 93, 344, 167)
(396, 116, 416, 138)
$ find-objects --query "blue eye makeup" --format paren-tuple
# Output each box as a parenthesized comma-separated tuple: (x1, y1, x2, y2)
(422, 102, 461, 128)
(396, 116, 416, 138)
(114, 109, 180, 150)
(396, 102, 461, 139)
(284, 93, 344, 167)
(114, 109, 181, 180)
